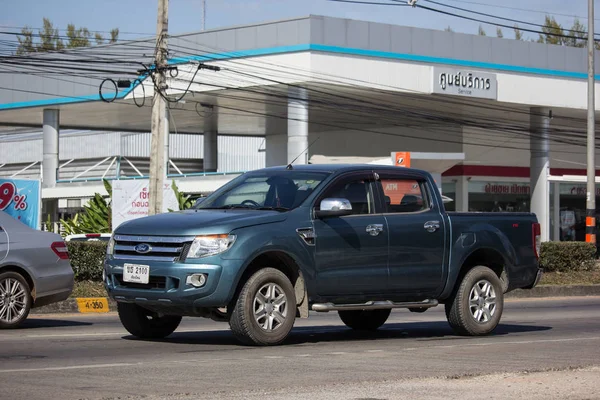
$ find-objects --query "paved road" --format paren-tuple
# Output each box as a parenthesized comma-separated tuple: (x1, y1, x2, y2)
(1, 297, 600, 400)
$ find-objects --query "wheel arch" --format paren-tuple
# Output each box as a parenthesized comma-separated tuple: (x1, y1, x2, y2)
(443, 247, 509, 302)
(230, 250, 308, 318)
(0, 264, 36, 301)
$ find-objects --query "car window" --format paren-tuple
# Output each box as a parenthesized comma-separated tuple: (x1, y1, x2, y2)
(198, 171, 329, 210)
(380, 178, 429, 213)
(318, 177, 375, 215)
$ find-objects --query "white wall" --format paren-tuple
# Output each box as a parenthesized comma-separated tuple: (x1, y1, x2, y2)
(307, 125, 463, 159)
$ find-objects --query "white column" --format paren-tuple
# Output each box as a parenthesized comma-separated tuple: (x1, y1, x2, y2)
(164, 107, 170, 175)
(552, 181, 560, 241)
(42, 109, 59, 188)
(265, 134, 287, 167)
(455, 176, 469, 212)
(530, 107, 551, 242)
(203, 107, 218, 172)
(287, 87, 309, 165)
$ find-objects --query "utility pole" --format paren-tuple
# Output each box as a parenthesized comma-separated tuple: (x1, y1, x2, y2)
(148, 0, 169, 216)
(586, 0, 596, 244)
(202, 0, 206, 31)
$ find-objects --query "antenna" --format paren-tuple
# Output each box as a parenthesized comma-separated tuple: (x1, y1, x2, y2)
(286, 136, 320, 170)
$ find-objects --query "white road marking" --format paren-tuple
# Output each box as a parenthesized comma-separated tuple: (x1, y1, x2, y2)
(1, 336, 599, 374)
(0, 363, 137, 373)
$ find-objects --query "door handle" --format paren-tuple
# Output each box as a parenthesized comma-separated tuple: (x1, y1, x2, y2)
(366, 224, 384, 236)
(424, 221, 440, 232)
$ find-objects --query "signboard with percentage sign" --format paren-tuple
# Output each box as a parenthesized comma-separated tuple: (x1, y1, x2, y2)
(0, 179, 41, 229)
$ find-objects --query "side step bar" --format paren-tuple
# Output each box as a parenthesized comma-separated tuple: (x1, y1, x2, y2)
(311, 299, 438, 312)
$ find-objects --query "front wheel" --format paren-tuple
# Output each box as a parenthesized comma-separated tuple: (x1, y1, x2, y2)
(229, 268, 297, 346)
(117, 302, 182, 339)
(0, 271, 32, 329)
(338, 309, 391, 331)
(445, 265, 504, 336)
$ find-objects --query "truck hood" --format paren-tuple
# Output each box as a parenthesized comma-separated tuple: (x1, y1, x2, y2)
(114, 209, 288, 236)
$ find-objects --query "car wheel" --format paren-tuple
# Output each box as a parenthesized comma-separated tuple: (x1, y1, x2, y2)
(117, 302, 182, 339)
(445, 265, 504, 336)
(229, 268, 296, 346)
(338, 309, 391, 331)
(0, 271, 32, 329)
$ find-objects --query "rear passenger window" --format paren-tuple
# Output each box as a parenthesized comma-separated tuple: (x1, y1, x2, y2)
(381, 179, 429, 213)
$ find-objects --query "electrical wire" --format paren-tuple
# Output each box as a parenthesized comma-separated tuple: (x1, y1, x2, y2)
(419, 0, 598, 38)
(418, 0, 600, 22)
(329, 0, 600, 41)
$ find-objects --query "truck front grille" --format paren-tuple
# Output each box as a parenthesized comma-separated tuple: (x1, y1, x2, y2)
(113, 235, 195, 262)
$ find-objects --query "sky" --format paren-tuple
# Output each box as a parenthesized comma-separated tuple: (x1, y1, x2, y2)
(2, 0, 600, 42)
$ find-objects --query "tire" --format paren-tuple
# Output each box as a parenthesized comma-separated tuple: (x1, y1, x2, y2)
(117, 302, 182, 339)
(338, 309, 391, 331)
(445, 265, 504, 336)
(0, 271, 32, 329)
(229, 268, 296, 346)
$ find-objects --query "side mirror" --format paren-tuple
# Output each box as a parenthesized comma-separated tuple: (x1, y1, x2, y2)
(315, 198, 353, 218)
(193, 197, 206, 208)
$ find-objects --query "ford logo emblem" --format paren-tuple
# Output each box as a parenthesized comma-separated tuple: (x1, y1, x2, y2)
(134, 243, 152, 254)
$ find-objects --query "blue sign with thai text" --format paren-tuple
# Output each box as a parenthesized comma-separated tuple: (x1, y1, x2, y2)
(0, 178, 41, 229)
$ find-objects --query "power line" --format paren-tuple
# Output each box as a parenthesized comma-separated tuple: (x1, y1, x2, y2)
(328, 0, 409, 5)
(330, 0, 600, 41)
(420, 0, 599, 38)
(411, 1, 600, 42)
(421, 0, 600, 22)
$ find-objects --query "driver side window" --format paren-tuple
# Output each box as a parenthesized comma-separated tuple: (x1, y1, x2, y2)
(319, 177, 375, 215)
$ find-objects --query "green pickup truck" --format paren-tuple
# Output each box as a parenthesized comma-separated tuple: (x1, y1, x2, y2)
(104, 164, 542, 345)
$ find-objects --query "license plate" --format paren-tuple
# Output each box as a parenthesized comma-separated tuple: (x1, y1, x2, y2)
(123, 263, 150, 284)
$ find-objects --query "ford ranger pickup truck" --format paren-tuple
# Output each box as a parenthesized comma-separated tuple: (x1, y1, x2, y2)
(104, 164, 542, 346)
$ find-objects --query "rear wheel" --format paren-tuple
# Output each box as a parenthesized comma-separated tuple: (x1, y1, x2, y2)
(229, 268, 296, 346)
(445, 265, 504, 336)
(117, 302, 182, 339)
(338, 309, 391, 331)
(0, 271, 32, 329)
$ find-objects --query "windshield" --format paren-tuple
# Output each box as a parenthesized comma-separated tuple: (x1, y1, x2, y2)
(196, 170, 330, 211)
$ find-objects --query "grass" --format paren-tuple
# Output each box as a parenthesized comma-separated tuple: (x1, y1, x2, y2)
(70, 280, 107, 298)
(540, 269, 600, 286)
(68, 269, 600, 298)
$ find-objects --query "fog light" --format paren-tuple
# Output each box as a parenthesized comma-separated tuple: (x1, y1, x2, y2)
(186, 273, 207, 288)
(102, 268, 106, 282)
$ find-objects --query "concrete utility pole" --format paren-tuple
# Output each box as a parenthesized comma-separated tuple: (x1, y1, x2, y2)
(148, 0, 169, 216)
(202, 0, 206, 31)
(586, 0, 596, 244)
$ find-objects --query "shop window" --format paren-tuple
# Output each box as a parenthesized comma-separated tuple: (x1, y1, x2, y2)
(468, 181, 530, 213)
(380, 179, 429, 213)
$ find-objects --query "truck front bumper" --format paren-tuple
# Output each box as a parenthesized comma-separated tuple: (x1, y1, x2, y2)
(104, 258, 241, 313)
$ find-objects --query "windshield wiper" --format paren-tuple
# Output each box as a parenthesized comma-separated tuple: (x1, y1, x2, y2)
(256, 206, 289, 212)
(215, 204, 255, 209)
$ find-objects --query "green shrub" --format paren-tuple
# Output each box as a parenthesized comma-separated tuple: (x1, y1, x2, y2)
(539, 241, 597, 273)
(67, 241, 108, 282)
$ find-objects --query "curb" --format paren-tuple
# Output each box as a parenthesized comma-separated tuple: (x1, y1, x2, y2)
(30, 285, 600, 314)
(31, 298, 118, 314)
(505, 284, 600, 299)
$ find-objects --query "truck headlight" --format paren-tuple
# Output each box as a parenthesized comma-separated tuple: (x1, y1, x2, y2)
(187, 234, 236, 259)
(106, 236, 115, 256)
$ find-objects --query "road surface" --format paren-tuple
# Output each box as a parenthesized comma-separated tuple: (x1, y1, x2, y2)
(1, 297, 599, 400)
